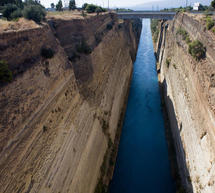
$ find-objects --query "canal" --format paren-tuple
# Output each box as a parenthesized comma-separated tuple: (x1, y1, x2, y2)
(109, 19, 176, 193)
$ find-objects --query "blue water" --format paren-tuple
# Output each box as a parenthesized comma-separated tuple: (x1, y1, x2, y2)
(109, 19, 176, 193)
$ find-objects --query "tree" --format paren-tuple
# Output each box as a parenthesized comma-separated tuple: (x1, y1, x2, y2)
(211, 0, 215, 9)
(82, 3, 88, 10)
(85, 4, 97, 13)
(23, 4, 46, 23)
(50, 3, 54, 8)
(95, 7, 102, 15)
(3, 4, 18, 20)
(56, 0, 63, 11)
(0, 0, 23, 7)
(69, 0, 76, 10)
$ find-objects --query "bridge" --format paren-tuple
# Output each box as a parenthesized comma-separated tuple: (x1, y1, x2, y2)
(116, 11, 176, 20)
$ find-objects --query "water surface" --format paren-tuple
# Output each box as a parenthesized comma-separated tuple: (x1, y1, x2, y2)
(109, 19, 175, 193)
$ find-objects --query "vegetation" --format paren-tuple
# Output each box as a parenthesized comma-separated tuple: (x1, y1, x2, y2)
(69, 0, 76, 10)
(3, 4, 20, 20)
(95, 7, 102, 15)
(1, 0, 46, 22)
(0, 0, 23, 7)
(0, 60, 13, 83)
(188, 40, 206, 61)
(176, 27, 192, 44)
(151, 19, 159, 42)
(106, 23, 113, 30)
(51, 3, 55, 9)
(212, 27, 215, 34)
(23, 4, 46, 23)
(41, 47, 55, 59)
(83, 3, 106, 13)
(211, 0, 215, 9)
(115, 8, 133, 12)
(85, 4, 97, 13)
(176, 28, 189, 40)
(56, 0, 63, 11)
(162, 5, 213, 12)
(43, 125, 48, 132)
(206, 16, 214, 30)
(166, 58, 171, 68)
(82, 3, 88, 10)
(76, 39, 92, 54)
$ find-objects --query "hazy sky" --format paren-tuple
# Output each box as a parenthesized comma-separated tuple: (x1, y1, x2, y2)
(40, 0, 211, 8)
(40, 0, 163, 8)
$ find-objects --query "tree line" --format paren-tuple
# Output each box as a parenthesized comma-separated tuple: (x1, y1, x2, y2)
(0, 0, 46, 22)
(53, 0, 107, 14)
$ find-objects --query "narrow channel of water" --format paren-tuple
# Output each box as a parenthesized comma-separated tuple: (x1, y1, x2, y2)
(109, 19, 176, 193)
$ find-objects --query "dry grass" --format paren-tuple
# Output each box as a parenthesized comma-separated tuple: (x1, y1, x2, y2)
(0, 18, 40, 33)
(47, 10, 109, 20)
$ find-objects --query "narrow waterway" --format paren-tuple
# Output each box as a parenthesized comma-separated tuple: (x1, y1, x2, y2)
(109, 19, 176, 193)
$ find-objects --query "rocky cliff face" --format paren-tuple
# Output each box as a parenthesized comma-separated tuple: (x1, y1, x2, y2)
(0, 13, 141, 193)
(156, 13, 215, 193)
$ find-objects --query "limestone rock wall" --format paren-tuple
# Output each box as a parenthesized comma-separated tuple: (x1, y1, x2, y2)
(0, 14, 141, 193)
(156, 13, 215, 193)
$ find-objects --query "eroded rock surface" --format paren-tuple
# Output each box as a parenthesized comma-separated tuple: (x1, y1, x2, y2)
(0, 13, 141, 193)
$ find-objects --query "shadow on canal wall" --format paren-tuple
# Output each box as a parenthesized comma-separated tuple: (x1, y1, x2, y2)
(159, 79, 194, 193)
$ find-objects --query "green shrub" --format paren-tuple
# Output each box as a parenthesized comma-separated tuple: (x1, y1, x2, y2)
(206, 17, 214, 30)
(188, 40, 206, 61)
(85, 4, 97, 13)
(185, 36, 191, 44)
(95, 7, 102, 15)
(76, 40, 91, 54)
(177, 27, 189, 41)
(82, 3, 88, 10)
(41, 47, 55, 58)
(166, 58, 171, 68)
(0, 0, 23, 7)
(85, 4, 105, 13)
(0, 60, 13, 83)
(212, 27, 215, 34)
(106, 23, 113, 30)
(10, 8, 22, 19)
(3, 3, 18, 20)
(23, 4, 46, 23)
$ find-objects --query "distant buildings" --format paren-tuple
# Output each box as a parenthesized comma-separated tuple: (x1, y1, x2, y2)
(193, 2, 201, 11)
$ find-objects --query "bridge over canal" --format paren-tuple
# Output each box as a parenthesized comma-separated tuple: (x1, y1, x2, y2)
(117, 11, 176, 20)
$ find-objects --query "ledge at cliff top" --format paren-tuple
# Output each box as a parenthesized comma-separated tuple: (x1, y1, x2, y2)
(155, 12, 215, 193)
(0, 12, 142, 193)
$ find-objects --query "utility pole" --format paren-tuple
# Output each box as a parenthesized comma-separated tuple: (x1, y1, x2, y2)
(108, 0, 109, 11)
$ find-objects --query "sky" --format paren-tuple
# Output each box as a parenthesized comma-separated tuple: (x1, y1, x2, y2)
(40, 0, 211, 9)
(41, 0, 162, 8)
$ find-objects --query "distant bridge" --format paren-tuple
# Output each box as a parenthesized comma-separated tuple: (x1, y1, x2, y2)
(117, 11, 176, 20)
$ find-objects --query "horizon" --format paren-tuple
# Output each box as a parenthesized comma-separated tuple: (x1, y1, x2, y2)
(40, 0, 211, 9)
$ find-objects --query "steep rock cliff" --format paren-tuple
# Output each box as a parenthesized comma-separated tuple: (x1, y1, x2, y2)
(156, 13, 215, 193)
(0, 14, 141, 193)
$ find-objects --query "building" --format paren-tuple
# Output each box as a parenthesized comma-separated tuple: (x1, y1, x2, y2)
(193, 2, 201, 11)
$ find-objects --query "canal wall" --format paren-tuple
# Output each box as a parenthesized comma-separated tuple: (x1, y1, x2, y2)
(155, 13, 215, 193)
(0, 14, 142, 193)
